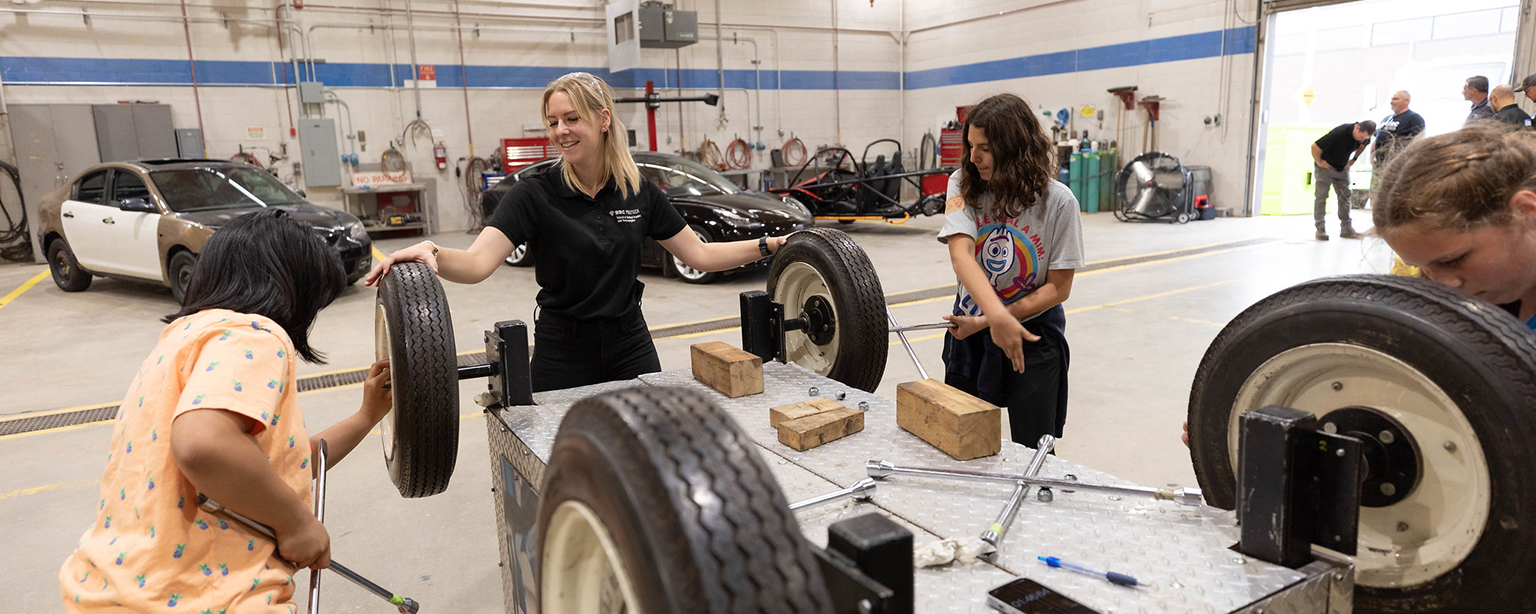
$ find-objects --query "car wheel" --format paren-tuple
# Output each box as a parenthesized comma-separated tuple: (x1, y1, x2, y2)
(169, 251, 198, 304)
(538, 386, 832, 614)
(1188, 274, 1536, 612)
(666, 225, 721, 284)
(767, 228, 887, 392)
(47, 239, 91, 292)
(505, 243, 534, 267)
(375, 262, 459, 498)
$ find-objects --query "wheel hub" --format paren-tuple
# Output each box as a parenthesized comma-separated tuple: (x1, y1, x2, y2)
(1320, 406, 1421, 507)
(799, 295, 836, 346)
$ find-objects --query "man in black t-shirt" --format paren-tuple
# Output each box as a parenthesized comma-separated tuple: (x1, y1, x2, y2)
(1491, 84, 1531, 128)
(1311, 120, 1375, 240)
(1373, 91, 1426, 167)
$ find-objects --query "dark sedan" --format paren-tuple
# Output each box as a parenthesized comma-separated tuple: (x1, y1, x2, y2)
(481, 152, 814, 283)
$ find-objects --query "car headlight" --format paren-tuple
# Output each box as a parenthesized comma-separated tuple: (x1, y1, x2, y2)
(782, 195, 812, 217)
(716, 209, 760, 228)
(347, 221, 370, 242)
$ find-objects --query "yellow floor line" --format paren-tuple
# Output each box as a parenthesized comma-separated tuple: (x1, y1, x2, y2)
(5, 247, 1253, 424)
(0, 479, 101, 501)
(1068, 279, 1235, 314)
(0, 270, 49, 312)
(371, 245, 386, 262)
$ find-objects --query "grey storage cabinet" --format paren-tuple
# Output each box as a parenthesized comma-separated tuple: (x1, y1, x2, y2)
(92, 103, 177, 162)
(8, 104, 103, 262)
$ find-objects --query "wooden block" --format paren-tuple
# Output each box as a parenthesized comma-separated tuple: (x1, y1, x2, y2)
(896, 379, 1001, 460)
(777, 407, 864, 451)
(690, 341, 764, 398)
(769, 397, 846, 428)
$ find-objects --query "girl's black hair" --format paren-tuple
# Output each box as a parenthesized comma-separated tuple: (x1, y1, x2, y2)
(958, 93, 1057, 219)
(163, 209, 346, 364)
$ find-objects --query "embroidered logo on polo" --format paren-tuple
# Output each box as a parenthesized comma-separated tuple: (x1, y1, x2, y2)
(611, 209, 642, 223)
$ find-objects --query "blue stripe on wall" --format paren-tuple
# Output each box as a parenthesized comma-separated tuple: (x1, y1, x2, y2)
(905, 26, 1256, 89)
(0, 26, 1255, 90)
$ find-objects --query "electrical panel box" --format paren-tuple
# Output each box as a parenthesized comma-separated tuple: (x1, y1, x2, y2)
(638, 3, 696, 49)
(175, 129, 204, 158)
(298, 81, 326, 105)
(297, 118, 342, 187)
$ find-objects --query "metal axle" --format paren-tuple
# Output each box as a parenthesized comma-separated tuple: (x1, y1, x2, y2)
(789, 478, 877, 511)
(866, 460, 1203, 507)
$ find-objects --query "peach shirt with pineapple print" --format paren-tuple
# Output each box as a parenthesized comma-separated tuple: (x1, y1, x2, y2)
(60, 309, 313, 614)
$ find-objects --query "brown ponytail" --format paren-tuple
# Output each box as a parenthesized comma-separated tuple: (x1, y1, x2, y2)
(1373, 123, 1536, 235)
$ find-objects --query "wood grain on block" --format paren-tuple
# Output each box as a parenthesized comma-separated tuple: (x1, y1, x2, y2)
(769, 397, 846, 428)
(896, 379, 1001, 460)
(689, 341, 764, 398)
(777, 407, 864, 451)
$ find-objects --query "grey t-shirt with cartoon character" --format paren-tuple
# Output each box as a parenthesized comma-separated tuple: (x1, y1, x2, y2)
(936, 169, 1085, 317)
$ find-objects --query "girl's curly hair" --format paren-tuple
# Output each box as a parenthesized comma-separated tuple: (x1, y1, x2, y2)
(1373, 121, 1536, 235)
(958, 93, 1057, 219)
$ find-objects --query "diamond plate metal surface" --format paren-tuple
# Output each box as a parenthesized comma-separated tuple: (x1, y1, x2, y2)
(486, 363, 1342, 613)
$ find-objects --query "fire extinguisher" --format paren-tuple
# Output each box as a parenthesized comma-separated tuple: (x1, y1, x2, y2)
(434, 141, 448, 171)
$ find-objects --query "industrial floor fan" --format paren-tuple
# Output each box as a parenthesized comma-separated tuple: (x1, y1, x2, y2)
(1114, 151, 1193, 224)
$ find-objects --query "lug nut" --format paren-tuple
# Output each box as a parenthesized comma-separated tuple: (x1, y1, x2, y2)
(857, 401, 869, 412)
(1037, 486, 1054, 502)
(808, 386, 818, 396)
(1381, 483, 1397, 497)
(836, 391, 847, 401)
(1322, 422, 1337, 434)
(1379, 431, 1395, 444)
(1444, 441, 1458, 452)
(1332, 381, 1343, 391)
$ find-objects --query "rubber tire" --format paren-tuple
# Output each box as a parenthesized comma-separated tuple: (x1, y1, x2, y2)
(666, 225, 721, 285)
(47, 239, 91, 292)
(506, 243, 534, 267)
(1187, 274, 1536, 613)
(376, 262, 459, 498)
(169, 251, 197, 305)
(538, 387, 832, 614)
(767, 227, 887, 392)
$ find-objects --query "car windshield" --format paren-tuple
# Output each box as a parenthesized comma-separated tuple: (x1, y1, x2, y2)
(149, 167, 306, 212)
(637, 157, 740, 197)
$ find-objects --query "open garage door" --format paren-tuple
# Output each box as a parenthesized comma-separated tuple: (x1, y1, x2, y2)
(1245, 0, 1530, 217)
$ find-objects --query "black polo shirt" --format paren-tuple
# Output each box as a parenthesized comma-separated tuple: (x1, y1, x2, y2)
(1494, 104, 1532, 127)
(489, 162, 687, 320)
(1313, 123, 1369, 170)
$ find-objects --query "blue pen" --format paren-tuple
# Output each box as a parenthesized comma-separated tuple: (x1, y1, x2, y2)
(1038, 556, 1141, 587)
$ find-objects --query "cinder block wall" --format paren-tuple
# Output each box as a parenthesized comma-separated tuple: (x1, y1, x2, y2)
(0, 0, 1262, 230)
(902, 0, 1260, 216)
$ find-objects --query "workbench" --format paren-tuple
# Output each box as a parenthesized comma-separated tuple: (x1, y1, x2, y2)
(484, 361, 1351, 614)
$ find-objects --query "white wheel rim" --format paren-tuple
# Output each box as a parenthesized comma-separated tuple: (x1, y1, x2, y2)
(541, 500, 643, 614)
(374, 303, 396, 462)
(509, 244, 529, 264)
(1228, 343, 1491, 588)
(672, 230, 710, 280)
(773, 261, 839, 376)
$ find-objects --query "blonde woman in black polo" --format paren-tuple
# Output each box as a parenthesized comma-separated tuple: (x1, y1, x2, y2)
(366, 72, 787, 391)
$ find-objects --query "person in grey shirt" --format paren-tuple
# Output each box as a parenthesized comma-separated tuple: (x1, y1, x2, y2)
(1465, 76, 1492, 125)
(937, 93, 1084, 445)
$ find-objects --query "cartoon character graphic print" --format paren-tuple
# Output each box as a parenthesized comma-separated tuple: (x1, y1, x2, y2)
(956, 216, 1044, 316)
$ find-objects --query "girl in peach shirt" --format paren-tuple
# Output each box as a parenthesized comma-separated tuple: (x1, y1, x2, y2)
(60, 209, 391, 613)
